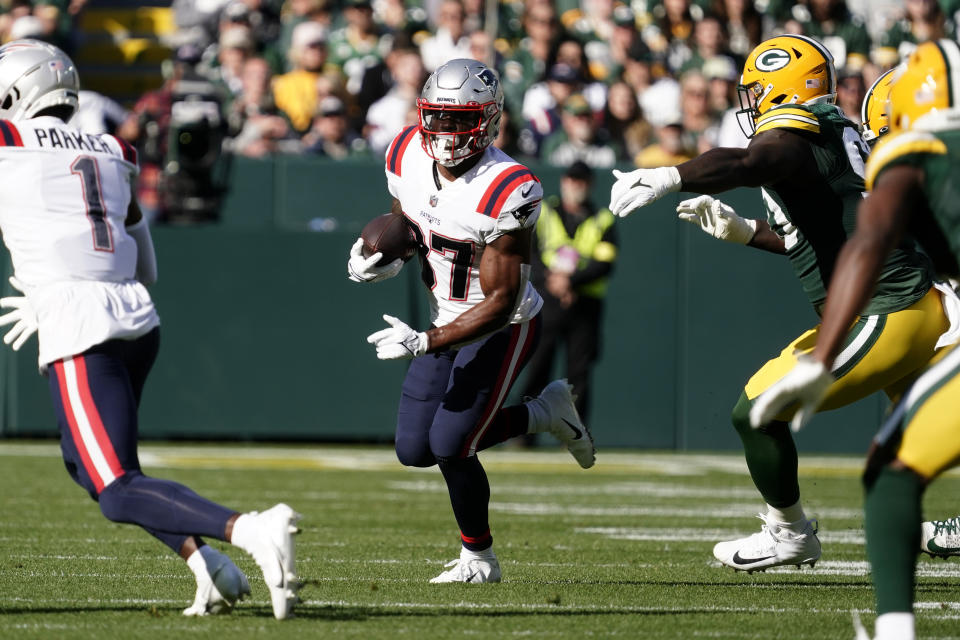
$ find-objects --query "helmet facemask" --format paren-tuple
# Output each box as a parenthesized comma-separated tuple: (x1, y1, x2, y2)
(418, 100, 498, 166)
(735, 80, 773, 138)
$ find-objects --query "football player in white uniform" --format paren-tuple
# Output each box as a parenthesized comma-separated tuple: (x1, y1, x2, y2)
(0, 40, 300, 619)
(348, 58, 596, 583)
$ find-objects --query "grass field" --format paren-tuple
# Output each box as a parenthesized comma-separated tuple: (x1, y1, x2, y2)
(1, 442, 959, 639)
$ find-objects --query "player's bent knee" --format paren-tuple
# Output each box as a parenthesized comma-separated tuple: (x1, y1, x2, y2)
(96, 471, 141, 522)
(395, 442, 436, 468)
(731, 391, 753, 435)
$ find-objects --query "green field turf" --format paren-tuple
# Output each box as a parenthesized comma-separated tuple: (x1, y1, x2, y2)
(1, 441, 959, 639)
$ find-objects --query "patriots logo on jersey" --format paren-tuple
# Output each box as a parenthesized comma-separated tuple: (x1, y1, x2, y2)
(475, 69, 499, 94)
(508, 201, 538, 227)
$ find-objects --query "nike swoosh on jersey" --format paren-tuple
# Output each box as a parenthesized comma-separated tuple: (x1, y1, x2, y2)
(561, 418, 583, 440)
(731, 551, 775, 565)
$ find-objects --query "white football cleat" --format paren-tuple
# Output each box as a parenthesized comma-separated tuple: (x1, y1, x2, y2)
(429, 550, 501, 584)
(183, 549, 251, 616)
(240, 503, 302, 619)
(530, 379, 595, 469)
(712, 513, 821, 573)
(921, 515, 960, 558)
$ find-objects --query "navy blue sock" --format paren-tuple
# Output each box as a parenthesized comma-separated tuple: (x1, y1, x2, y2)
(437, 456, 492, 551)
(98, 471, 237, 552)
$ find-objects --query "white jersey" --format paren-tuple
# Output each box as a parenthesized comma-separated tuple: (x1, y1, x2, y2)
(385, 126, 543, 328)
(0, 116, 159, 367)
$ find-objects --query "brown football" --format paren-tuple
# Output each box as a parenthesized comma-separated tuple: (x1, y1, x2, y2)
(361, 213, 418, 266)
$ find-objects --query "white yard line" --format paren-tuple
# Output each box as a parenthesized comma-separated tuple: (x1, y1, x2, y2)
(389, 479, 761, 499)
(576, 526, 866, 544)
(493, 502, 862, 519)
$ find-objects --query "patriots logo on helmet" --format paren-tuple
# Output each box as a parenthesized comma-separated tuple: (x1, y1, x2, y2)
(475, 68, 499, 93)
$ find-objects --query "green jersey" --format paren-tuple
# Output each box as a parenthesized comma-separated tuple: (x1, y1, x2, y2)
(755, 103, 933, 315)
(866, 127, 960, 276)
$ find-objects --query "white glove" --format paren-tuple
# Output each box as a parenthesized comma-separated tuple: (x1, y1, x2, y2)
(749, 355, 835, 433)
(608, 166, 682, 217)
(366, 314, 429, 360)
(0, 276, 37, 351)
(347, 238, 404, 283)
(677, 195, 758, 244)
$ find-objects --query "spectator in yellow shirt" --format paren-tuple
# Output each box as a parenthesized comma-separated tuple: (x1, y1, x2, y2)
(273, 21, 330, 133)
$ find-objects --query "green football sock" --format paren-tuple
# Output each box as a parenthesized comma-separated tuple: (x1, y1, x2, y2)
(731, 391, 800, 508)
(864, 467, 924, 615)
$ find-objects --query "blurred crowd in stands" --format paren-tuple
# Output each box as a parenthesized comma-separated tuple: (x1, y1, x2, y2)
(2, 0, 953, 221)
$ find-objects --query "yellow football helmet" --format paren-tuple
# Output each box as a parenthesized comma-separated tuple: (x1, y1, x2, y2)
(861, 68, 896, 146)
(736, 34, 836, 138)
(887, 39, 960, 135)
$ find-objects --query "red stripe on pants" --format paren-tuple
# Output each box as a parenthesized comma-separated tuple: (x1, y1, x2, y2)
(461, 322, 530, 457)
(54, 360, 107, 493)
(72, 356, 126, 481)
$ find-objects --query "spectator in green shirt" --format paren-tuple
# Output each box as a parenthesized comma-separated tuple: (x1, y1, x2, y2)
(501, 2, 563, 120)
(873, 0, 953, 69)
(327, 0, 386, 96)
(540, 93, 620, 167)
(797, 0, 871, 71)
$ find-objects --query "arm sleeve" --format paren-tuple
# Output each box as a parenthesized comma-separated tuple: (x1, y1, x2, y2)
(126, 218, 158, 285)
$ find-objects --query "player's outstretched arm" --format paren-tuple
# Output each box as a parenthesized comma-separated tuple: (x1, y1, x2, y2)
(125, 192, 158, 286)
(609, 129, 809, 218)
(749, 165, 920, 431)
(676, 195, 785, 254)
(677, 129, 809, 193)
(426, 227, 531, 351)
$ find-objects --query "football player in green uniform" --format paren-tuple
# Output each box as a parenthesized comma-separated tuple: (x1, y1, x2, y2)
(750, 39, 960, 640)
(863, 64, 960, 563)
(608, 34, 953, 573)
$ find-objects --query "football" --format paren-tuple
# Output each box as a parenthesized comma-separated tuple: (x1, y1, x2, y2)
(361, 213, 418, 266)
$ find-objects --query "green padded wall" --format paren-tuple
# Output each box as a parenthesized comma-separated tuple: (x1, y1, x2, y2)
(0, 157, 889, 452)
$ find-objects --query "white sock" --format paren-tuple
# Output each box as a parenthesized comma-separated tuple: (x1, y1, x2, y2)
(525, 398, 549, 434)
(767, 501, 806, 529)
(875, 612, 914, 640)
(229, 513, 258, 555)
(461, 545, 495, 560)
(185, 545, 221, 580)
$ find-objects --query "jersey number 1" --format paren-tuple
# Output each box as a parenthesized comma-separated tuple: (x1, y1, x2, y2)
(71, 156, 114, 252)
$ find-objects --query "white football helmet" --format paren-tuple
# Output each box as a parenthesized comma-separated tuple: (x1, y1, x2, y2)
(0, 39, 79, 122)
(417, 58, 503, 166)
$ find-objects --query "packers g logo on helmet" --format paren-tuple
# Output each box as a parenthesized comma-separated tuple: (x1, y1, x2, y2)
(887, 39, 960, 135)
(736, 34, 836, 138)
(755, 48, 791, 72)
